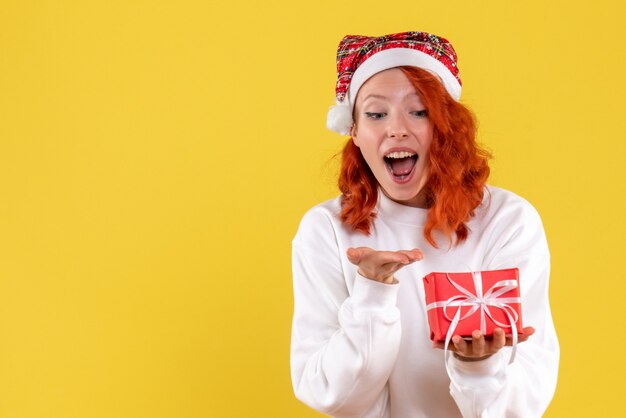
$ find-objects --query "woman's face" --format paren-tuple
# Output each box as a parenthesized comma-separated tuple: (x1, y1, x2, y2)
(352, 68, 434, 208)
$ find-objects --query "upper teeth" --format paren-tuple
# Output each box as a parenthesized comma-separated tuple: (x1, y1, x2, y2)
(385, 151, 416, 159)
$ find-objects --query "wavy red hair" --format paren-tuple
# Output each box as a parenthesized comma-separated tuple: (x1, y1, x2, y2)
(338, 66, 491, 247)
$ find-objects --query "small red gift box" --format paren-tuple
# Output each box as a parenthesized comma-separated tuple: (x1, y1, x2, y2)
(422, 268, 524, 342)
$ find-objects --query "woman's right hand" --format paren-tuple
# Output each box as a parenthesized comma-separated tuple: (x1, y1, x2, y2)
(346, 247, 423, 284)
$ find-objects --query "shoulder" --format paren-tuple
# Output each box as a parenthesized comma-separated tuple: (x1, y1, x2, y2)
(477, 185, 549, 257)
(296, 196, 343, 232)
(482, 185, 543, 226)
(293, 196, 345, 248)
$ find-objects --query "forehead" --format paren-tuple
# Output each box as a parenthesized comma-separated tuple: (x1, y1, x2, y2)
(356, 68, 419, 102)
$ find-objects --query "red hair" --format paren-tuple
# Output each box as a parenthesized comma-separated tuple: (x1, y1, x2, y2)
(338, 66, 491, 248)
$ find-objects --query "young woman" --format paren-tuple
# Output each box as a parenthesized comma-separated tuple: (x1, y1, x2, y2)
(291, 32, 559, 417)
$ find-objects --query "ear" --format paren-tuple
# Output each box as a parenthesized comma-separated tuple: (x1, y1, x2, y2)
(351, 123, 359, 147)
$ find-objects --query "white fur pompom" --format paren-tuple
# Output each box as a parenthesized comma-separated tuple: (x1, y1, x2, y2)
(326, 101, 353, 136)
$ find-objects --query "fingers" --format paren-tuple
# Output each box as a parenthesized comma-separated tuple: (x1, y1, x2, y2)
(347, 247, 398, 266)
(432, 327, 535, 361)
(452, 335, 468, 354)
(432, 326, 536, 357)
(347, 247, 423, 265)
(348, 247, 404, 266)
(492, 328, 506, 351)
(346, 247, 424, 282)
(453, 331, 492, 360)
(346, 247, 366, 265)
(398, 248, 424, 262)
(471, 330, 486, 354)
(380, 251, 415, 265)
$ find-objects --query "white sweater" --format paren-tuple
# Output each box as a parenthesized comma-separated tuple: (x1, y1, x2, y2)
(290, 186, 559, 418)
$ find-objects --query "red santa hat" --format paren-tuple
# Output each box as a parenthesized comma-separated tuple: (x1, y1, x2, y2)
(327, 31, 462, 135)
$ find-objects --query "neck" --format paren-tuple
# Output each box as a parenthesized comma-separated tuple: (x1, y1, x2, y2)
(381, 187, 431, 209)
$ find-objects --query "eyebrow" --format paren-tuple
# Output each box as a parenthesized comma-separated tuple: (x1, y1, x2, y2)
(361, 92, 421, 103)
(362, 94, 388, 102)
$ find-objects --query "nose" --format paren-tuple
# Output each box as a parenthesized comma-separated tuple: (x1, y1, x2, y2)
(387, 113, 409, 139)
(389, 129, 409, 139)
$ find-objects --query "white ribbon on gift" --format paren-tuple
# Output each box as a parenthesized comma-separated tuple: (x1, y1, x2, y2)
(426, 271, 521, 379)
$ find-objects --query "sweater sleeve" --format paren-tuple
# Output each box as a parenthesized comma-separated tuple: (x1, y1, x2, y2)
(448, 199, 560, 417)
(290, 207, 401, 418)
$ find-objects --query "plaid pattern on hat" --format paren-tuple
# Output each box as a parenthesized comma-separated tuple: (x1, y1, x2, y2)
(335, 32, 461, 103)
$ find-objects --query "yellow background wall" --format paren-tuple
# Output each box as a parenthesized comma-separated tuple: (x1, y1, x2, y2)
(1, 1, 624, 417)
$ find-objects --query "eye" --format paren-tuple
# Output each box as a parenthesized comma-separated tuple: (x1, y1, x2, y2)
(411, 109, 429, 118)
(364, 112, 386, 120)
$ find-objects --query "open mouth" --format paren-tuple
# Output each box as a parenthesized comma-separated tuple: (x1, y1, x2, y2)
(384, 151, 418, 182)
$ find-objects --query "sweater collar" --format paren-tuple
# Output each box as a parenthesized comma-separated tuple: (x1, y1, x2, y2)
(375, 189, 429, 226)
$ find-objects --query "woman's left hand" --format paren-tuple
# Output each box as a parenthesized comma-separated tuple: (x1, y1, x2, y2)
(432, 326, 535, 361)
